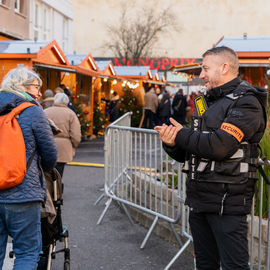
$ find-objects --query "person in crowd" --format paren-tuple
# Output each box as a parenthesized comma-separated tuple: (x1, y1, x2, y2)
(41, 89, 54, 109)
(154, 86, 163, 125)
(63, 87, 77, 114)
(142, 87, 159, 129)
(58, 84, 75, 109)
(44, 93, 81, 178)
(0, 67, 57, 270)
(188, 91, 196, 115)
(158, 90, 171, 125)
(172, 88, 187, 125)
(155, 46, 267, 270)
(54, 86, 64, 94)
(108, 91, 119, 122)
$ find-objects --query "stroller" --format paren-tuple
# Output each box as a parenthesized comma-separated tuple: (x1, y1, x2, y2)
(37, 168, 70, 270)
(9, 168, 70, 269)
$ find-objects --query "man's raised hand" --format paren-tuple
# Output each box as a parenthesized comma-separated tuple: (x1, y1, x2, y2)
(154, 118, 183, 147)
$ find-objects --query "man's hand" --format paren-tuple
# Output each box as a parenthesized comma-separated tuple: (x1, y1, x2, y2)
(154, 118, 183, 147)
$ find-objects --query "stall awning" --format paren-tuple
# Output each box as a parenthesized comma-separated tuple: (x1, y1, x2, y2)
(170, 58, 270, 75)
(75, 66, 101, 77)
(33, 62, 76, 72)
(144, 80, 166, 86)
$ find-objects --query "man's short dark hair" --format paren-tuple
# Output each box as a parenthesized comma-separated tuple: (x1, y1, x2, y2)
(202, 46, 239, 75)
(178, 89, 183, 94)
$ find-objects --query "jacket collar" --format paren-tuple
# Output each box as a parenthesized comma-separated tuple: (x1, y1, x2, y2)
(54, 103, 67, 108)
(205, 77, 241, 102)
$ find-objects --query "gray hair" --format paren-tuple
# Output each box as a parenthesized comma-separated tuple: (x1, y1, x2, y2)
(44, 89, 54, 98)
(1, 67, 42, 92)
(54, 93, 69, 105)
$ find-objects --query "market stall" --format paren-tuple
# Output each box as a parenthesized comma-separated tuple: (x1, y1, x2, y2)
(170, 36, 270, 88)
(0, 40, 75, 94)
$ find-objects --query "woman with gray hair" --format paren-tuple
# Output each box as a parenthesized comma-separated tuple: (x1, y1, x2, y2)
(1, 66, 43, 101)
(0, 67, 57, 269)
(44, 92, 81, 178)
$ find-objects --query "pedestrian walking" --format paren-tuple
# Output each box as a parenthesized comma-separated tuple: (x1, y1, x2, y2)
(155, 46, 267, 270)
(172, 89, 187, 125)
(108, 91, 119, 122)
(0, 67, 57, 270)
(44, 92, 81, 178)
(142, 87, 159, 129)
(158, 90, 171, 125)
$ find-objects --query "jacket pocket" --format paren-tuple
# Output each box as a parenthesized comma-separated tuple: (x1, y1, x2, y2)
(215, 158, 242, 176)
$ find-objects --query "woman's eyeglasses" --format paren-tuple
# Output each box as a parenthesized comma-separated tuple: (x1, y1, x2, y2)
(28, 84, 41, 90)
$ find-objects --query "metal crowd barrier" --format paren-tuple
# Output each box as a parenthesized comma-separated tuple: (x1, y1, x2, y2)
(96, 112, 270, 270)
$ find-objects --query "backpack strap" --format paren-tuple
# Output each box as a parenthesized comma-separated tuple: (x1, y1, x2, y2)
(12, 102, 37, 170)
(6, 102, 35, 121)
(26, 149, 36, 170)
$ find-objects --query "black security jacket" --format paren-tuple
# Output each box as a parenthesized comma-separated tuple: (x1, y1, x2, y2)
(163, 77, 267, 215)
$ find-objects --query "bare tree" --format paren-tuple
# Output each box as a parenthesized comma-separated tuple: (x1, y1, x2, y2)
(104, 5, 179, 64)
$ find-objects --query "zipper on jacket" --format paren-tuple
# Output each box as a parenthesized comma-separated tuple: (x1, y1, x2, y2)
(219, 192, 227, 216)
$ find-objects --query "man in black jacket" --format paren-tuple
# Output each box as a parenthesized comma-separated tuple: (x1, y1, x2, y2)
(155, 46, 267, 270)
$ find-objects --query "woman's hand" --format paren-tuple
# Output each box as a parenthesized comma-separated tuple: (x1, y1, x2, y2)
(154, 118, 183, 147)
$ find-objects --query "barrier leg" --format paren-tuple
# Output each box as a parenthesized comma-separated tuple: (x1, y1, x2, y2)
(120, 203, 134, 225)
(164, 239, 191, 270)
(94, 190, 105, 205)
(140, 216, 159, 249)
(169, 223, 183, 247)
(97, 197, 112, 225)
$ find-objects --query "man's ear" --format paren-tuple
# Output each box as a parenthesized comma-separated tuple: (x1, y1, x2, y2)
(221, 63, 230, 75)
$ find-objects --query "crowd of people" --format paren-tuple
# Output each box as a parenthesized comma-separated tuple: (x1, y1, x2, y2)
(0, 45, 268, 270)
(142, 86, 201, 129)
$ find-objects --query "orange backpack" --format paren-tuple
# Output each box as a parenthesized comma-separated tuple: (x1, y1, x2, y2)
(0, 102, 36, 190)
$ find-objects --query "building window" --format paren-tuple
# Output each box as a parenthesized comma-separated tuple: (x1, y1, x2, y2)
(34, 4, 38, 27)
(43, 7, 50, 40)
(14, 0, 25, 14)
(62, 17, 68, 52)
(0, 0, 10, 7)
(33, 3, 39, 40)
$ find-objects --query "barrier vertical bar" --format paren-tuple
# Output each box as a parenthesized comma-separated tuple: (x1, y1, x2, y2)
(258, 176, 263, 270)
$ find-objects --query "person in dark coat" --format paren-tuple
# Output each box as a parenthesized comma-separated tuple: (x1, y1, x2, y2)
(155, 46, 267, 270)
(0, 67, 57, 270)
(172, 88, 187, 125)
(158, 90, 171, 125)
(108, 91, 119, 123)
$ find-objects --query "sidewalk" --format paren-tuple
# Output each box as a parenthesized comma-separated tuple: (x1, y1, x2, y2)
(4, 137, 194, 270)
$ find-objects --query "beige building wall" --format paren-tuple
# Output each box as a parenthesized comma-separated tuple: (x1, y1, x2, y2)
(0, 0, 29, 39)
(70, 0, 270, 58)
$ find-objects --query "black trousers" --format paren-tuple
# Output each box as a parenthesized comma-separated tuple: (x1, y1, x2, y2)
(189, 212, 249, 270)
(142, 109, 155, 129)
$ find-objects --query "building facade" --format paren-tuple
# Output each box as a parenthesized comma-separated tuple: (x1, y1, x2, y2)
(70, 0, 270, 58)
(29, 0, 73, 53)
(0, 0, 30, 40)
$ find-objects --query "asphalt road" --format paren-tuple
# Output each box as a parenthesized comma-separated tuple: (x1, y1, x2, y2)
(4, 137, 194, 270)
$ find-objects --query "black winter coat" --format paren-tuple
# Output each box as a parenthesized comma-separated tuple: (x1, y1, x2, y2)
(164, 77, 267, 215)
(172, 92, 187, 116)
(158, 93, 171, 117)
